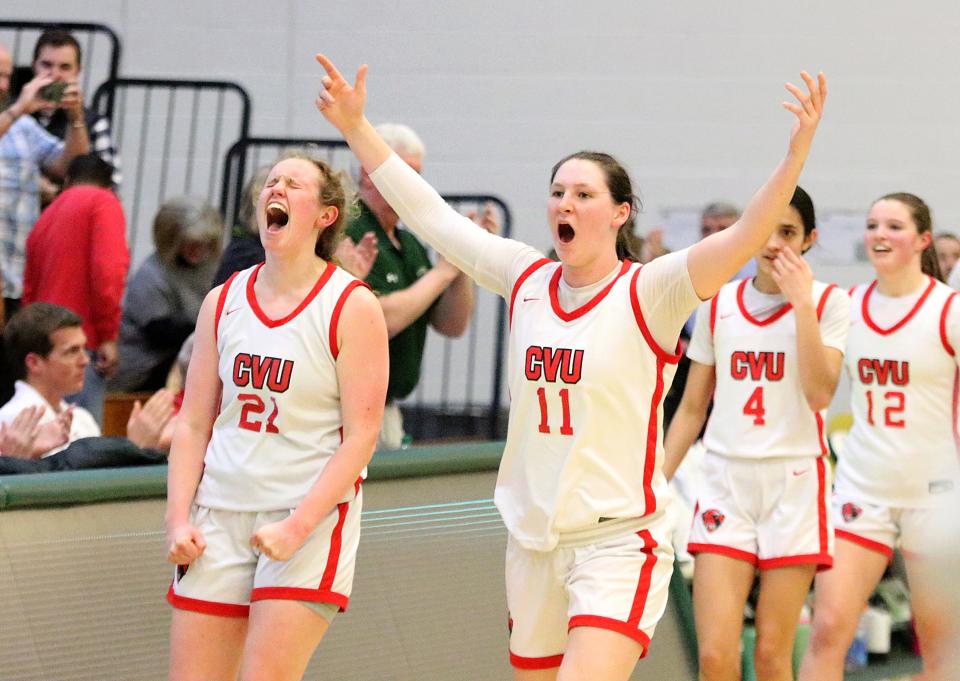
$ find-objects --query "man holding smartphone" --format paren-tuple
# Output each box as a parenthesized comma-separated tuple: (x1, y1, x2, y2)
(0, 40, 89, 403)
(30, 30, 121, 195)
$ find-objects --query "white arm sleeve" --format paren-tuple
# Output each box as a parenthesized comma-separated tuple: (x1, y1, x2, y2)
(636, 249, 703, 352)
(369, 153, 543, 298)
(819, 287, 851, 353)
(686, 300, 716, 365)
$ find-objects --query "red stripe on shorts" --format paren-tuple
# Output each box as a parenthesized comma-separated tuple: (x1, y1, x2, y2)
(628, 529, 658, 628)
(509, 652, 564, 669)
(836, 529, 893, 561)
(318, 501, 350, 592)
(166, 582, 249, 618)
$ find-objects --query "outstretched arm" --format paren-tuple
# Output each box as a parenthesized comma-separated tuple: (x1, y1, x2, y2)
(313, 54, 540, 298)
(687, 72, 827, 300)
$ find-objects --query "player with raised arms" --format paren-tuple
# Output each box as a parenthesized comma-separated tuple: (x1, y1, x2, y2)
(314, 52, 824, 680)
(799, 193, 959, 681)
(164, 149, 388, 681)
(663, 185, 849, 681)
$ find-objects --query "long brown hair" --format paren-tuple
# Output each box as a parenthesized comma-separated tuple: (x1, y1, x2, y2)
(550, 151, 643, 261)
(875, 192, 943, 282)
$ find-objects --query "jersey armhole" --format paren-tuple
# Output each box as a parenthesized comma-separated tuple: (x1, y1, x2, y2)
(940, 291, 958, 356)
(709, 293, 719, 337)
(508, 258, 552, 328)
(629, 267, 682, 364)
(214, 271, 239, 342)
(816, 284, 838, 322)
(329, 280, 372, 360)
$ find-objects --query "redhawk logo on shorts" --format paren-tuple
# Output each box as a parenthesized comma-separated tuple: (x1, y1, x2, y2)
(841, 502, 862, 523)
(702, 509, 725, 532)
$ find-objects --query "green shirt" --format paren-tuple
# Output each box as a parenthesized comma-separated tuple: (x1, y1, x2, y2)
(346, 201, 434, 401)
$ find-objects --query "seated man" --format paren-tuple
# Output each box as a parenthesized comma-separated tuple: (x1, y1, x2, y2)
(0, 303, 172, 460)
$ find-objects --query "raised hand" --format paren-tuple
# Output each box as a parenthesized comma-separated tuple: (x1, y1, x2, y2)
(771, 247, 814, 306)
(314, 53, 369, 134)
(59, 80, 85, 124)
(0, 405, 45, 458)
(783, 71, 827, 159)
(127, 389, 175, 449)
(12, 74, 55, 116)
(33, 408, 73, 457)
(334, 231, 379, 279)
(468, 202, 501, 235)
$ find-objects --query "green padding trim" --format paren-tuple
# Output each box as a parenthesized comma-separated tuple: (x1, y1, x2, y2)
(0, 441, 504, 510)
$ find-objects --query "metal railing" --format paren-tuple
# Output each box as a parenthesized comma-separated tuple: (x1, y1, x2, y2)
(222, 136, 510, 440)
(92, 78, 252, 265)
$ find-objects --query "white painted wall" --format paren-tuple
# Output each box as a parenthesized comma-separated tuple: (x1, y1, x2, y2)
(4, 1, 958, 408)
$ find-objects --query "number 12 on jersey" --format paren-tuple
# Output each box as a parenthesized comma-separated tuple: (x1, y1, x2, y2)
(537, 387, 574, 435)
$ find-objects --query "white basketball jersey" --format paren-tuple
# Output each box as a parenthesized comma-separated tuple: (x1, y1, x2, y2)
(836, 277, 960, 508)
(195, 262, 367, 511)
(498, 259, 682, 551)
(692, 278, 849, 459)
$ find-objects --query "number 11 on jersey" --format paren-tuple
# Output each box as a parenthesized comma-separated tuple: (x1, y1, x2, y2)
(537, 387, 574, 435)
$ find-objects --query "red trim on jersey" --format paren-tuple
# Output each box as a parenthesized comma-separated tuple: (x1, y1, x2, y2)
(166, 584, 250, 617)
(940, 292, 958, 356)
(862, 276, 936, 336)
(246, 260, 336, 328)
(736, 278, 792, 326)
(642, 358, 668, 513)
(318, 501, 349, 593)
(629, 268, 683, 364)
(709, 293, 719, 337)
(213, 271, 239, 341)
(952, 368, 959, 455)
(836, 529, 894, 560)
(568, 615, 652, 654)
(250, 587, 349, 612)
(508, 258, 552, 328)
(816, 284, 838, 321)
(354, 476, 363, 497)
(329, 280, 370, 360)
(816, 457, 829, 555)
(759, 553, 833, 570)
(509, 652, 565, 670)
(815, 412, 828, 457)
(687, 543, 758, 565)
(627, 530, 658, 630)
(549, 259, 631, 322)
(847, 285, 858, 298)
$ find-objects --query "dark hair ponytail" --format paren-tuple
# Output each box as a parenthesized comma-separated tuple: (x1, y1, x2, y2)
(876, 192, 943, 281)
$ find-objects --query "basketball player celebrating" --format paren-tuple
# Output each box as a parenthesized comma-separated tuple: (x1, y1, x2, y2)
(799, 194, 960, 681)
(164, 150, 388, 681)
(314, 53, 825, 680)
(663, 186, 849, 681)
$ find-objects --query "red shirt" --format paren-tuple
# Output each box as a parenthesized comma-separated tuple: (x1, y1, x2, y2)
(23, 185, 129, 349)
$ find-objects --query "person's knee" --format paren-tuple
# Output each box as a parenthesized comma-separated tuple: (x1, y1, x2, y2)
(697, 641, 740, 679)
(753, 638, 792, 681)
(807, 605, 856, 653)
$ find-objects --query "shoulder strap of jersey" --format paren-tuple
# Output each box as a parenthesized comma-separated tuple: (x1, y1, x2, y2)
(329, 279, 372, 360)
(508, 258, 552, 327)
(940, 290, 958, 357)
(816, 283, 838, 322)
(214, 271, 240, 341)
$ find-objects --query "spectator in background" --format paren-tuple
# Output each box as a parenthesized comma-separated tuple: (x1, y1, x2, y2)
(0, 303, 174, 459)
(933, 231, 959, 284)
(0, 40, 89, 318)
(30, 29, 121, 196)
(110, 196, 222, 393)
(23, 154, 128, 424)
(343, 123, 495, 449)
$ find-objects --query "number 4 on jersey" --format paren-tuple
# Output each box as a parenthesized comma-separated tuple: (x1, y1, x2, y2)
(743, 386, 766, 426)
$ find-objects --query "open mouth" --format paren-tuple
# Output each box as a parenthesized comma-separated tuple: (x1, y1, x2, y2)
(871, 245, 891, 253)
(266, 202, 289, 232)
(558, 222, 575, 243)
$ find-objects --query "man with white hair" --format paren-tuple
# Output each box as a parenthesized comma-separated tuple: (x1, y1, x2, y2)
(344, 123, 496, 449)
